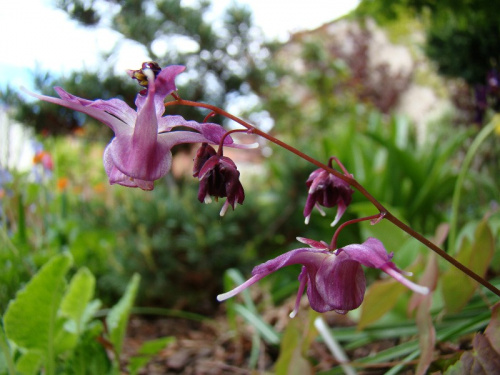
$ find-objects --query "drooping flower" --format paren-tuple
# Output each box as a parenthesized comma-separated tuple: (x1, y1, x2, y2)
(23, 64, 239, 190)
(304, 167, 354, 227)
(194, 143, 245, 216)
(217, 237, 428, 317)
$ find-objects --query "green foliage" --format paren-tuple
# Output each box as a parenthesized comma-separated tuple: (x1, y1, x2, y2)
(106, 273, 140, 356)
(274, 312, 318, 375)
(3, 254, 72, 369)
(0, 253, 145, 375)
(356, 0, 500, 85)
(358, 278, 407, 330)
(442, 219, 494, 313)
(128, 336, 175, 375)
(222, 268, 280, 369)
(222, 269, 280, 345)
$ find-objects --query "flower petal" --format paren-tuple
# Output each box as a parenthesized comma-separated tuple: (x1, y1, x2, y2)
(381, 265, 430, 295)
(22, 87, 130, 133)
(216, 274, 264, 301)
(341, 238, 392, 268)
(252, 248, 328, 276)
(296, 237, 330, 250)
(135, 65, 185, 116)
(312, 252, 366, 313)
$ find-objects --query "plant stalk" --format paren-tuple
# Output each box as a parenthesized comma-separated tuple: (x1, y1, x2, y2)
(165, 99, 500, 298)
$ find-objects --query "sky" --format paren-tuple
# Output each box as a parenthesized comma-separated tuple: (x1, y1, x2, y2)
(0, 0, 359, 91)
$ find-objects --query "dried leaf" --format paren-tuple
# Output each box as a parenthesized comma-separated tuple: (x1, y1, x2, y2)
(484, 302, 500, 354)
(446, 334, 500, 375)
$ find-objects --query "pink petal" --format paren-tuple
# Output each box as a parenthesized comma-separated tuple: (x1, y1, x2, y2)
(311, 252, 366, 313)
(296, 237, 330, 250)
(22, 87, 128, 133)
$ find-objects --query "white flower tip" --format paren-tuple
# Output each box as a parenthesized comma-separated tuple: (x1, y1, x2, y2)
(217, 287, 241, 301)
(289, 310, 298, 319)
(414, 285, 430, 295)
(244, 142, 259, 149)
(204, 195, 212, 204)
(304, 216, 310, 225)
(316, 206, 326, 217)
(330, 217, 340, 227)
(216, 293, 227, 302)
(219, 201, 230, 217)
(143, 68, 155, 81)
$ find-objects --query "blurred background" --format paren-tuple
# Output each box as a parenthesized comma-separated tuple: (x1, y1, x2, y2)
(1, 0, 499, 373)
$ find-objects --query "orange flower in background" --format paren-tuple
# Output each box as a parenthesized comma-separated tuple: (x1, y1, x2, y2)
(93, 182, 106, 193)
(57, 177, 69, 192)
(33, 150, 54, 171)
(72, 127, 86, 137)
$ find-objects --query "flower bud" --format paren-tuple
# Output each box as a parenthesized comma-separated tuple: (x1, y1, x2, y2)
(196, 153, 245, 216)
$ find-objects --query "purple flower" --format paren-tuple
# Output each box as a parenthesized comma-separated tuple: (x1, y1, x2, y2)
(304, 168, 354, 227)
(217, 237, 428, 317)
(23, 64, 238, 190)
(194, 144, 245, 216)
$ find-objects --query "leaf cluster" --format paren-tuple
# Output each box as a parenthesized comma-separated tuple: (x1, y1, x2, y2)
(0, 253, 163, 375)
(356, 0, 500, 85)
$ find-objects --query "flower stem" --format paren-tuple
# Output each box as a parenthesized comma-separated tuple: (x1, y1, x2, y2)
(218, 128, 250, 155)
(330, 214, 381, 249)
(165, 98, 500, 298)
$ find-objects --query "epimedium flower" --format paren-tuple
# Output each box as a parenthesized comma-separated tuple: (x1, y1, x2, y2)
(304, 165, 354, 227)
(194, 143, 245, 216)
(23, 63, 240, 190)
(217, 237, 429, 317)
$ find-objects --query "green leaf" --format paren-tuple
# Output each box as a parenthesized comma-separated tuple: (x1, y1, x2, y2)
(106, 273, 140, 356)
(4, 253, 72, 371)
(349, 201, 409, 251)
(274, 317, 314, 375)
(358, 279, 407, 330)
(68, 321, 110, 375)
(15, 350, 43, 375)
(128, 336, 175, 375)
(60, 267, 95, 335)
(442, 220, 494, 313)
(233, 304, 280, 345)
(0, 323, 15, 375)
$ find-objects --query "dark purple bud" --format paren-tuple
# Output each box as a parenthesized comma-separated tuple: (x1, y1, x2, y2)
(197, 154, 245, 216)
(487, 69, 499, 93)
(193, 143, 217, 178)
(303, 168, 354, 227)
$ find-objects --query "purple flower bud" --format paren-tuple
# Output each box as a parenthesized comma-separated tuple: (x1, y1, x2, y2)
(304, 168, 354, 227)
(197, 153, 245, 216)
(217, 237, 428, 317)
